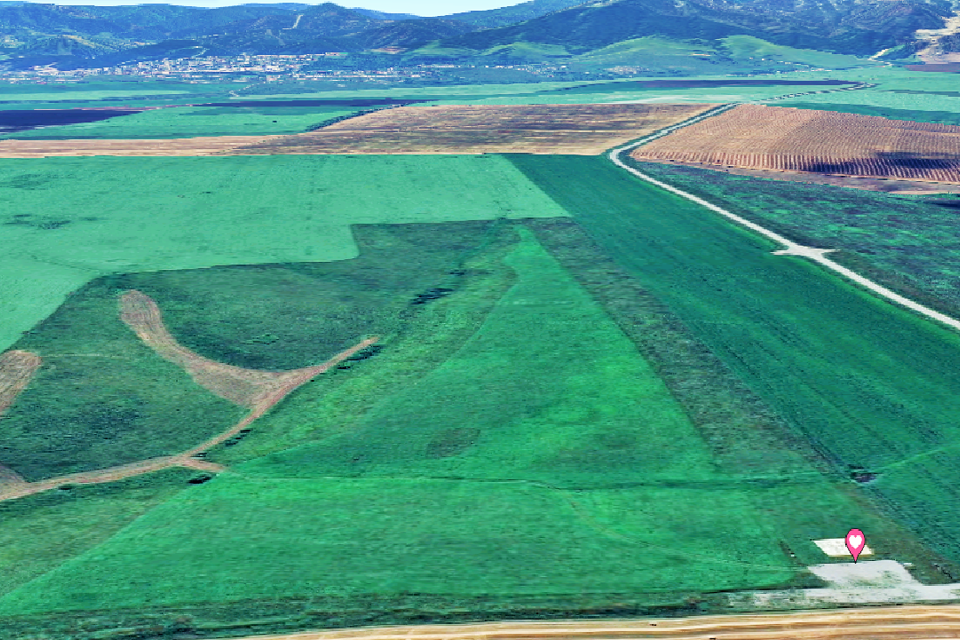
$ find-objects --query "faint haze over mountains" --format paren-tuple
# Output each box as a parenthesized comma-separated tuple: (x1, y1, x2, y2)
(0, 0, 521, 15)
(0, 0, 956, 71)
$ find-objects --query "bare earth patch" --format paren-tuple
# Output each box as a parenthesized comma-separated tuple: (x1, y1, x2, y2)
(633, 104, 960, 185)
(225, 103, 718, 156)
(0, 350, 41, 486)
(172, 605, 960, 640)
(0, 135, 283, 159)
(0, 295, 377, 502)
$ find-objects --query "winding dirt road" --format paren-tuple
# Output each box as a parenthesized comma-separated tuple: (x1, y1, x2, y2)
(198, 605, 960, 640)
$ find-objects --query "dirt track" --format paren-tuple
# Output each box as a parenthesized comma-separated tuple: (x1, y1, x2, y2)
(0, 299, 378, 503)
(0, 349, 41, 418)
(195, 605, 960, 640)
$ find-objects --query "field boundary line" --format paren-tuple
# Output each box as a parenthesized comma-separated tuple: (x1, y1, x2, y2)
(606, 97, 960, 334)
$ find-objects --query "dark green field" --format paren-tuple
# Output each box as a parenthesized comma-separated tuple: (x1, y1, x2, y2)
(510, 154, 960, 567)
(631, 160, 960, 320)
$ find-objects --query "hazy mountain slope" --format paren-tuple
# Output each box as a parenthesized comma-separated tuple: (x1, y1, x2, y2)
(444, 0, 590, 28)
(444, 0, 955, 55)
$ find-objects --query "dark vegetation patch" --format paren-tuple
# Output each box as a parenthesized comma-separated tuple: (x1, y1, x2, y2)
(425, 427, 481, 459)
(0, 108, 141, 134)
(117, 221, 501, 371)
(0, 590, 725, 640)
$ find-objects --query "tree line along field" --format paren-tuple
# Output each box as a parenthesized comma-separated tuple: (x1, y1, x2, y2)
(631, 161, 960, 322)
(508, 154, 960, 570)
(0, 153, 568, 353)
(633, 104, 960, 184)
(0, 219, 942, 636)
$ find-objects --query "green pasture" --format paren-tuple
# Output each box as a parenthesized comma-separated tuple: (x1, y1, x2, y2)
(634, 162, 960, 320)
(0, 224, 943, 621)
(240, 228, 712, 487)
(0, 154, 567, 352)
(0, 79, 232, 103)
(0, 474, 797, 615)
(0, 469, 193, 598)
(1, 273, 246, 481)
(778, 88, 960, 116)
(510, 154, 960, 566)
(0, 105, 361, 140)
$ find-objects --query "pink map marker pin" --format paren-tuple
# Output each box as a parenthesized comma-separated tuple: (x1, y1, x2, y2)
(846, 528, 866, 563)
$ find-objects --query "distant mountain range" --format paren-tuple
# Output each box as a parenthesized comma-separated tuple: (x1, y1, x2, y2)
(0, 0, 956, 71)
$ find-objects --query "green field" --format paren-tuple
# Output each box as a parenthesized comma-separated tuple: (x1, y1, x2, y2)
(0, 154, 568, 352)
(633, 161, 960, 320)
(0, 221, 516, 481)
(0, 80, 234, 103)
(0, 104, 363, 140)
(0, 469, 196, 599)
(1, 223, 931, 622)
(510, 154, 960, 567)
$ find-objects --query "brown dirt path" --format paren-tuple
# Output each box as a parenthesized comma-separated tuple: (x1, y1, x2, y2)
(184, 605, 960, 640)
(0, 350, 41, 418)
(0, 298, 378, 503)
(0, 350, 41, 486)
(120, 289, 343, 409)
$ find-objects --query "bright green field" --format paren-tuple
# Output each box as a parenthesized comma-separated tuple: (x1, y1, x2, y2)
(0, 154, 567, 352)
(0, 469, 196, 599)
(0, 227, 913, 618)
(510, 154, 960, 566)
(0, 105, 361, 140)
(239, 228, 712, 487)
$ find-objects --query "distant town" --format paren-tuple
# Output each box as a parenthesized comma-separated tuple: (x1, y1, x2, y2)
(0, 53, 620, 85)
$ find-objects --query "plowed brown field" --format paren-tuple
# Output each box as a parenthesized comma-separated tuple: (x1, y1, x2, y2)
(228, 104, 718, 156)
(633, 104, 960, 184)
(189, 605, 960, 640)
(0, 135, 282, 159)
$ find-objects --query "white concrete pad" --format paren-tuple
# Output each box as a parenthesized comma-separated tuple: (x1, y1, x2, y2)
(813, 538, 874, 557)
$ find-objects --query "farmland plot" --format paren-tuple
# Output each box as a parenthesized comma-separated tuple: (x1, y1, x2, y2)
(633, 105, 960, 184)
(510, 154, 960, 566)
(232, 103, 717, 155)
(0, 227, 881, 618)
(0, 154, 567, 352)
